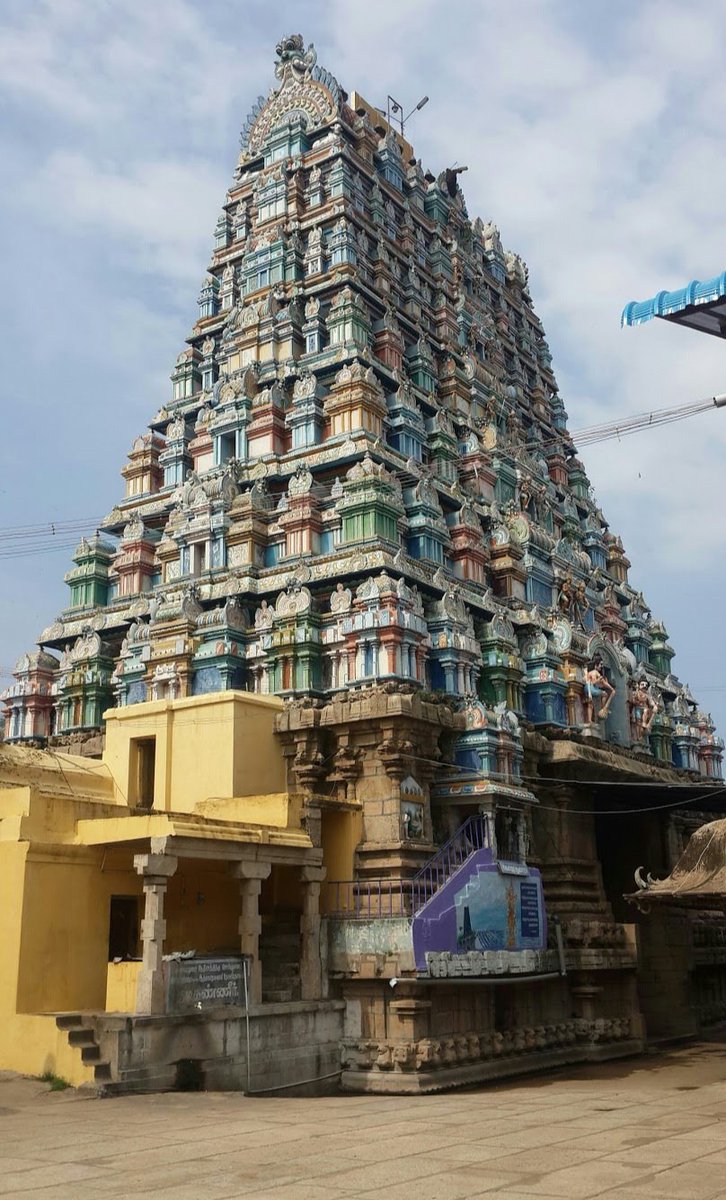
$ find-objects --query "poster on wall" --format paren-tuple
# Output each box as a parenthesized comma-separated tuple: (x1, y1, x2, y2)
(411, 851, 547, 972)
(456, 871, 543, 951)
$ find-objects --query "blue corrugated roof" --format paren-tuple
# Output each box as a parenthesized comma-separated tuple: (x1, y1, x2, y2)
(621, 271, 726, 327)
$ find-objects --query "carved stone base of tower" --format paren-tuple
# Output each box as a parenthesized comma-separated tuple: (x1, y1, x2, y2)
(278, 687, 647, 1093)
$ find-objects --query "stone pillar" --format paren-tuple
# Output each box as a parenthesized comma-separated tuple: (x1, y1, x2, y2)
(233, 862, 271, 1006)
(533, 784, 608, 917)
(300, 865, 326, 1000)
(133, 853, 178, 1015)
(388, 989, 432, 1044)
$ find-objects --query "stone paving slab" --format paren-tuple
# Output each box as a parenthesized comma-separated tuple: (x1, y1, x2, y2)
(1, 1036, 726, 1198)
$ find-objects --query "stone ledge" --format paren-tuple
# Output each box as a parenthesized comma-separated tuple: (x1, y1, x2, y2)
(95, 999, 345, 1029)
(341, 1038, 644, 1094)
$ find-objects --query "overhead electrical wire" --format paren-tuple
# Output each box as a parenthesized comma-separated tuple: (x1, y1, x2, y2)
(0, 392, 723, 558)
(530, 392, 726, 453)
(0, 541, 87, 561)
(571, 396, 725, 448)
(0, 517, 102, 542)
(0, 516, 106, 561)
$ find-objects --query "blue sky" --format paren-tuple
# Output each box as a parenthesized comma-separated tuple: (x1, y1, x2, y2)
(1, 0, 725, 730)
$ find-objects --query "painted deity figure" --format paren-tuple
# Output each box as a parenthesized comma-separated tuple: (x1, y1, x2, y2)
(583, 655, 616, 724)
(506, 882, 517, 948)
(557, 572, 575, 616)
(630, 679, 658, 742)
(148, 592, 165, 623)
(573, 580, 590, 627)
(518, 477, 532, 514)
(254, 599, 273, 630)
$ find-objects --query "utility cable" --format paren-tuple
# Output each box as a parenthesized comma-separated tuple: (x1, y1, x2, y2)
(527, 392, 726, 455)
(0, 518, 103, 541)
(402, 748, 724, 790)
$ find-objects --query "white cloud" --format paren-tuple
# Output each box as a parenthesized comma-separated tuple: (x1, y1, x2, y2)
(29, 151, 224, 283)
(0, 0, 255, 136)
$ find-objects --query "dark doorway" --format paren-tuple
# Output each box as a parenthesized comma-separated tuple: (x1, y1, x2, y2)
(594, 808, 668, 923)
(108, 895, 139, 960)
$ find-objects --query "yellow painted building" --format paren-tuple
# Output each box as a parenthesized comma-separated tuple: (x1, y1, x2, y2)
(0, 691, 345, 1086)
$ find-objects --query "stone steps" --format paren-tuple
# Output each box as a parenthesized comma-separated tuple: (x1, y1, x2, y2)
(260, 932, 300, 950)
(260, 910, 302, 1004)
(67, 1027, 96, 1048)
(54, 1013, 113, 1090)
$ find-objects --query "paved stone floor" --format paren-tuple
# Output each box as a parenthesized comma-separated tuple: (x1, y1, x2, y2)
(2, 1036, 726, 1199)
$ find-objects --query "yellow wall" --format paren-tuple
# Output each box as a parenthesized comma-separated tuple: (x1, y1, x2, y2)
(0, 837, 103, 1085)
(165, 860, 241, 953)
(106, 961, 141, 1013)
(15, 848, 140, 1014)
(0, 841, 27, 1017)
(103, 691, 286, 812)
(0, 1016, 94, 1087)
(320, 809, 363, 912)
(195, 792, 301, 829)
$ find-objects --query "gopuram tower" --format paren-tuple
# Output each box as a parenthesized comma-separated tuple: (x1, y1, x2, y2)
(3, 34, 725, 1087)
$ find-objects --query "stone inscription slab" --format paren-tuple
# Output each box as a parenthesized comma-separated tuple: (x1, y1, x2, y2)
(166, 956, 247, 1012)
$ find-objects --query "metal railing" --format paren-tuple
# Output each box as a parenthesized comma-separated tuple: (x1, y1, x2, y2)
(325, 813, 491, 919)
(410, 813, 490, 910)
(324, 877, 417, 919)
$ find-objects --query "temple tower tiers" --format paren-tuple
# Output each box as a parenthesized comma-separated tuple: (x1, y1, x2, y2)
(4, 34, 720, 781)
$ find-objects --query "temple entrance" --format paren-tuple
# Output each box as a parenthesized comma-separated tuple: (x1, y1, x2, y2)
(594, 805, 668, 923)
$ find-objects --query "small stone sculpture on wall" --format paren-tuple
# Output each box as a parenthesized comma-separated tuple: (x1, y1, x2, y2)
(583, 655, 616, 724)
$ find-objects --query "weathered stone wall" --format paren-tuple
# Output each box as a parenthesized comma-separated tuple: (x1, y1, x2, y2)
(338, 966, 644, 1093)
(635, 911, 726, 1040)
(90, 1000, 345, 1095)
(328, 917, 415, 975)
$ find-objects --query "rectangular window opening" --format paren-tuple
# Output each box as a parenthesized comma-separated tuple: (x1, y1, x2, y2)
(130, 736, 156, 809)
(108, 895, 139, 961)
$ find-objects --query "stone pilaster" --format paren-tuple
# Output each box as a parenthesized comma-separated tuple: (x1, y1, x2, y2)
(532, 783, 609, 917)
(133, 852, 178, 1015)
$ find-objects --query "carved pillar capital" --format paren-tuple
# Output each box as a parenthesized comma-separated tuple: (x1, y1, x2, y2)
(231, 860, 272, 882)
(134, 852, 178, 880)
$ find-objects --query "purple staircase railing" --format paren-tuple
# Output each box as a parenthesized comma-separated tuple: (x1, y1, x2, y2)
(325, 813, 491, 919)
(410, 813, 490, 911)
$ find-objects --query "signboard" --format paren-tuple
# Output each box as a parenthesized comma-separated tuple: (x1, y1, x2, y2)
(497, 861, 529, 876)
(165, 956, 248, 1013)
(519, 881, 541, 941)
